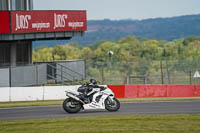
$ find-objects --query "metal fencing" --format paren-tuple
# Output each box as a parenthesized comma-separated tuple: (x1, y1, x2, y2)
(0, 64, 47, 87)
(0, 60, 86, 87)
(0, 68, 9, 87)
(36, 60, 85, 83)
(56, 61, 85, 82)
(85, 60, 200, 85)
(1, 59, 199, 86)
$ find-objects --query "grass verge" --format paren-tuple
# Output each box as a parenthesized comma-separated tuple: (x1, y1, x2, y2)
(0, 100, 62, 108)
(0, 114, 200, 133)
(0, 97, 200, 108)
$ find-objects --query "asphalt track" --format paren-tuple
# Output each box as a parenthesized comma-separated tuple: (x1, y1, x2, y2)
(0, 100, 200, 121)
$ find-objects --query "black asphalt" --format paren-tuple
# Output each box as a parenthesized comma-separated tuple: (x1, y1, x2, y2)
(0, 101, 200, 121)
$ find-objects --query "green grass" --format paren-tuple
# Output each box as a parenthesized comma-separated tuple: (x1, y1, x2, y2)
(0, 114, 200, 133)
(0, 100, 62, 108)
(1, 97, 200, 108)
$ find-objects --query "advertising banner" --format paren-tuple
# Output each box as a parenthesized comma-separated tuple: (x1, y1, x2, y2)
(10, 10, 87, 33)
(0, 11, 10, 34)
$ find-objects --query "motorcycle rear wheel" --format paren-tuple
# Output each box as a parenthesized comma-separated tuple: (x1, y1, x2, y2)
(63, 98, 82, 113)
(105, 97, 120, 112)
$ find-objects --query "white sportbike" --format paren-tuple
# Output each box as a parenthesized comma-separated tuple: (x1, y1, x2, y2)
(63, 80, 120, 113)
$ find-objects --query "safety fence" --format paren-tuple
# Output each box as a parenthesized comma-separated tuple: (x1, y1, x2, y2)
(108, 85, 200, 98)
(0, 64, 47, 87)
(86, 60, 200, 85)
(0, 60, 85, 87)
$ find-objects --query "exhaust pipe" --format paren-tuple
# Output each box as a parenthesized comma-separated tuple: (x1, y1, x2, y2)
(66, 92, 85, 105)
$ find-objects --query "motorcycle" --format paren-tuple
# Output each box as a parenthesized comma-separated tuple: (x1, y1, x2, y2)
(63, 79, 120, 113)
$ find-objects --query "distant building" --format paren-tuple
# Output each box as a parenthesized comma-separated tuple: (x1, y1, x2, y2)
(0, 0, 87, 67)
(0, 0, 87, 87)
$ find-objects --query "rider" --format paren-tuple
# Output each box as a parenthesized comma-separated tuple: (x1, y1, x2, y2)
(78, 79, 105, 102)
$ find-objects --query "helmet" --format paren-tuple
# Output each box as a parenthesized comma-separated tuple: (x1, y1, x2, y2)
(90, 79, 97, 85)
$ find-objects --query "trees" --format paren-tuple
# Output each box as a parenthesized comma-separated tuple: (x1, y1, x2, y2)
(32, 36, 200, 84)
(32, 47, 53, 62)
(52, 45, 66, 60)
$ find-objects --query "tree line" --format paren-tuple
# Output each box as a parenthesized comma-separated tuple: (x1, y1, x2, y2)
(33, 36, 200, 62)
(33, 36, 200, 84)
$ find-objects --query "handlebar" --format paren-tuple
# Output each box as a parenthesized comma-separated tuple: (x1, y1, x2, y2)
(100, 86, 106, 91)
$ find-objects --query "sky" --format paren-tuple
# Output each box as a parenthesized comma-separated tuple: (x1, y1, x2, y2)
(34, 0, 200, 20)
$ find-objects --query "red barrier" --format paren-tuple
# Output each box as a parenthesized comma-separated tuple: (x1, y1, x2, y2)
(193, 85, 200, 96)
(107, 85, 125, 98)
(125, 85, 168, 98)
(167, 85, 194, 97)
(108, 85, 200, 98)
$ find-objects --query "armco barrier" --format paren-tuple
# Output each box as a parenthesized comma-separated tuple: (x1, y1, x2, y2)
(108, 85, 200, 98)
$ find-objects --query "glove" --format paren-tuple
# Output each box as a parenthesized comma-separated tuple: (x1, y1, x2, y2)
(100, 86, 106, 91)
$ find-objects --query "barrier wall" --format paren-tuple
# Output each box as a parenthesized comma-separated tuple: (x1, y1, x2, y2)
(0, 85, 200, 102)
(0, 87, 9, 102)
(108, 85, 200, 98)
(0, 86, 80, 102)
(43, 86, 80, 100)
(107, 85, 125, 98)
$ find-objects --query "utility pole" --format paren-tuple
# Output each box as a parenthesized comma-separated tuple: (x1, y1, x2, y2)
(108, 51, 114, 85)
(160, 61, 164, 84)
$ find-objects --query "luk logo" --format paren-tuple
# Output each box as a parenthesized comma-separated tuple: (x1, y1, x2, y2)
(54, 13, 68, 29)
(15, 14, 31, 31)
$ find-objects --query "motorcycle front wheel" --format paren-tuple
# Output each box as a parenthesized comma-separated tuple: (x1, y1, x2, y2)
(63, 98, 82, 113)
(105, 97, 120, 112)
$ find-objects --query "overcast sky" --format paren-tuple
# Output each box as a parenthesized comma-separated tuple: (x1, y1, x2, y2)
(34, 0, 200, 20)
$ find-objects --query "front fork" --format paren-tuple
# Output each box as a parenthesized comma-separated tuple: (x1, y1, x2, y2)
(107, 95, 115, 104)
